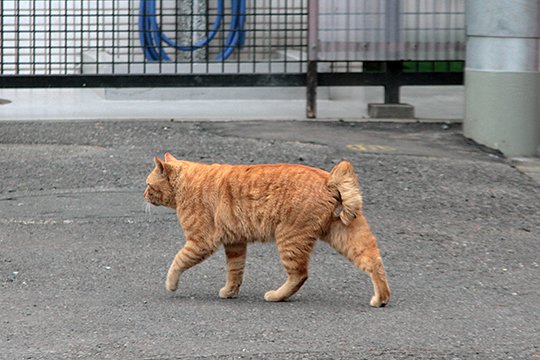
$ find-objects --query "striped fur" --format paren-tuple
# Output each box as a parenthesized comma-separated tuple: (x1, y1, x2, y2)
(145, 153, 390, 306)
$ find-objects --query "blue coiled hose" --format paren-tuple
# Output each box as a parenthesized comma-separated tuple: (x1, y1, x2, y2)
(216, 0, 246, 61)
(138, 0, 246, 61)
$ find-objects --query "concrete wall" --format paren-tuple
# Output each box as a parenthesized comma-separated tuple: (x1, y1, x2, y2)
(464, 0, 539, 156)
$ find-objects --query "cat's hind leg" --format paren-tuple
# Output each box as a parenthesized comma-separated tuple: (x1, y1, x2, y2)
(357, 247, 390, 307)
(219, 243, 247, 299)
(264, 234, 315, 302)
(324, 216, 390, 307)
(166, 239, 217, 292)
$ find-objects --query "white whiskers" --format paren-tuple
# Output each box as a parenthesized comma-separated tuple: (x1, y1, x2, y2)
(144, 201, 153, 216)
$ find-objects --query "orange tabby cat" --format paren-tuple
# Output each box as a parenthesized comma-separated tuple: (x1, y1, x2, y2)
(144, 153, 390, 307)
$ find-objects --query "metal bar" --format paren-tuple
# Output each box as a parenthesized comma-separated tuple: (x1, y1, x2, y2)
(385, 61, 402, 104)
(306, 61, 318, 118)
(111, 0, 116, 73)
(128, 0, 133, 73)
(251, 0, 257, 73)
(0, 74, 308, 88)
(48, 0, 52, 74)
(0, 0, 3, 74)
(15, 0, 20, 74)
(318, 70, 463, 87)
(0, 70, 464, 88)
(306, 0, 319, 119)
(32, 0, 37, 74)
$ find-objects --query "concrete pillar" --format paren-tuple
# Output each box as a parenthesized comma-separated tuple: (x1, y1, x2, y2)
(177, 0, 207, 61)
(464, 0, 540, 157)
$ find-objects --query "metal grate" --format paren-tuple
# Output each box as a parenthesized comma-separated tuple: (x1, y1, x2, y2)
(0, 0, 466, 77)
(0, 0, 309, 76)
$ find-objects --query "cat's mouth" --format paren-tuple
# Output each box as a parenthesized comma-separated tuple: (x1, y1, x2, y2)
(145, 197, 160, 206)
(144, 190, 159, 206)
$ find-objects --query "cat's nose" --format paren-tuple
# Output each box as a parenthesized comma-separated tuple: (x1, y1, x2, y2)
(144, 188, 149, 198)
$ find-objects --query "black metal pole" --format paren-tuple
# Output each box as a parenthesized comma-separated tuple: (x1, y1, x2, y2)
(306, 61, 318, 119)
(385, 61, 402, 104)
(306, 0, 318, 119)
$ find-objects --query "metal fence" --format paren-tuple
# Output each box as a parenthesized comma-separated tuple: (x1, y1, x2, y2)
(1, 1, 310, 75)
(0, 0, 465, 117)
(318, 0, 465, 62)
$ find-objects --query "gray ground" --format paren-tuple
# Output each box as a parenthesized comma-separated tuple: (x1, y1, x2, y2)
(1, 120, 539, 359)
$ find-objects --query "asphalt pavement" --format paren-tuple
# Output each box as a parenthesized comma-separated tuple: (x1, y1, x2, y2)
(1, 120, 539, 359)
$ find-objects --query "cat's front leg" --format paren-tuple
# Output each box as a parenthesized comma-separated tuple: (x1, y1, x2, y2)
(264, 234, 316, 302)
(219, 243, 247, 299)
(166, 239, 216, 292)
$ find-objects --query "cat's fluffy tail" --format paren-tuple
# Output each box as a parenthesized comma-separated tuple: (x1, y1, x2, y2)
(328, 161, 363, 226)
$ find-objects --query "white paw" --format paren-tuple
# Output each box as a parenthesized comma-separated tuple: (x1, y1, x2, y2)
(370, 295, 388, 307)
(219, 287, 239, 299)
(166, 278, 178, 292)
(165, 269, 180, 292)
(264, 290, 282, 302)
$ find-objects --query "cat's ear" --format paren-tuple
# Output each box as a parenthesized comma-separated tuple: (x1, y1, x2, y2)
(154, 156, 166, 176)
(154, 156, 176, 178)
(164, 152, 177, 162)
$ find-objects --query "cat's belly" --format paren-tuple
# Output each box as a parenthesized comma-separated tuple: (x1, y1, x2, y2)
(215, 217, 277, 244)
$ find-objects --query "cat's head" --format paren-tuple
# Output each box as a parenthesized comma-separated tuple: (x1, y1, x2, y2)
(144, 154, 178, 208)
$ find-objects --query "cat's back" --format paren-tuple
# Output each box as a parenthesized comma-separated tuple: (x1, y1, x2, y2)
(241, 162, 329, 178)
(179, 161, 334, 200)
(228, 163, 330, 193)
(222, 163, 336, 219)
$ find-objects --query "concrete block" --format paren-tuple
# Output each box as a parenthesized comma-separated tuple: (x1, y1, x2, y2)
(368, 103, 415, 119)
